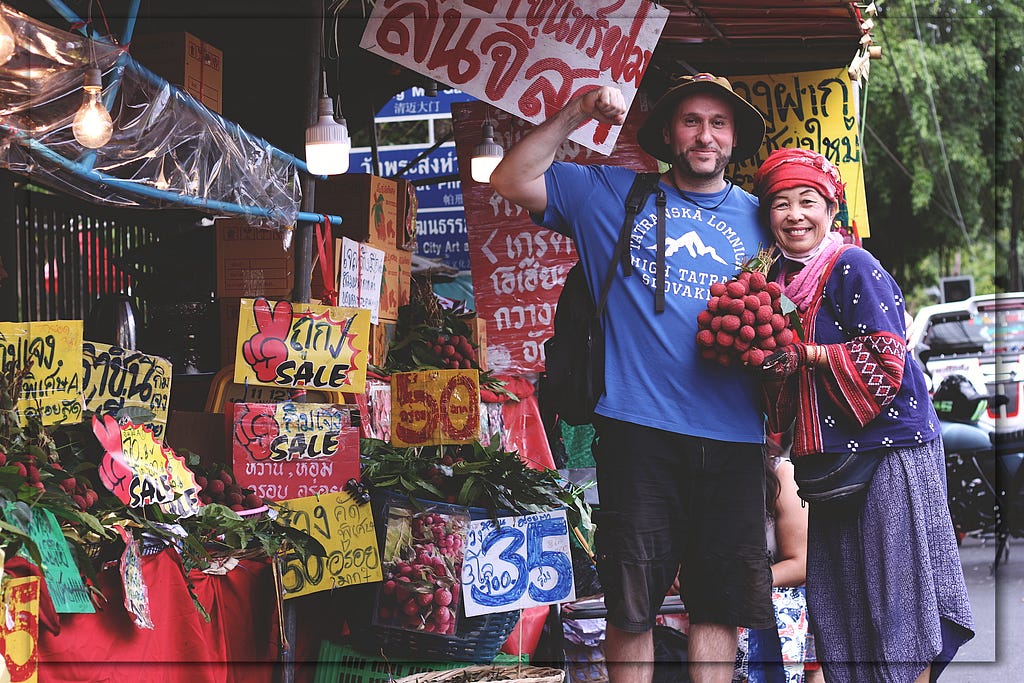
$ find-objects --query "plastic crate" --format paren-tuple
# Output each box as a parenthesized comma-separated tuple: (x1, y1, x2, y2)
(314, 641, 525, 683)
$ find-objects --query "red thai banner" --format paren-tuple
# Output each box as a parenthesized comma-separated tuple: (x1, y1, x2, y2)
(231, 402, 360, 502)
(453, 100, 657, 374)
(360, 0, 668, 155)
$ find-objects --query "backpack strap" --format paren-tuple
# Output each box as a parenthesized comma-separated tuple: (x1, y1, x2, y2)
(596, 172, 663, 316)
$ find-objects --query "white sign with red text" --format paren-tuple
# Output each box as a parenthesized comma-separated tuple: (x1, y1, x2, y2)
(360, 0, 668, 155)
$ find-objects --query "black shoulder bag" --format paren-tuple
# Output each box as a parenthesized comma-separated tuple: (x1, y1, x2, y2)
(540, 172, 664, 426)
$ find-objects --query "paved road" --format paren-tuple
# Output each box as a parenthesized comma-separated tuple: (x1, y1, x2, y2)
(936, 535, 1022, 682)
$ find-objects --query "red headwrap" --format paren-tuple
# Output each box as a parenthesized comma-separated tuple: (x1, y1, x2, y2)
(753, 148, 846, 205)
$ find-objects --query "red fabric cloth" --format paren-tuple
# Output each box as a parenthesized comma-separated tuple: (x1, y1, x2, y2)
(38, 549, 279, 683)
(501, 394, 556, 471)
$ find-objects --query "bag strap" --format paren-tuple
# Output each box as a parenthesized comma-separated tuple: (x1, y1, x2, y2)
(596, 172, 663, 316)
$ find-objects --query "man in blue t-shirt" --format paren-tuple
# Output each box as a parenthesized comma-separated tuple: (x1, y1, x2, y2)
(490, 75, 775, 683)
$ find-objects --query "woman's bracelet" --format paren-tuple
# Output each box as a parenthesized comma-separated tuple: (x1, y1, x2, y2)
(809, 345, 825, 366)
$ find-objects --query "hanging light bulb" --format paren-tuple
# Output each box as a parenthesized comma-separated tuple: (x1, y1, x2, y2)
(305, 74, 350, 176)
(72, 67, 113, 149)
(0, 13, 16, 66)
(471, 121, 504, 184)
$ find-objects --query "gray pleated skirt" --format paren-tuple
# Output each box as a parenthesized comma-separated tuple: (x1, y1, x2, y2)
(805, 437, 974, 683)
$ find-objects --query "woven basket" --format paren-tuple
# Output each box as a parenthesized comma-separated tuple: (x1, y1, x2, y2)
(393, 665, 565, 683)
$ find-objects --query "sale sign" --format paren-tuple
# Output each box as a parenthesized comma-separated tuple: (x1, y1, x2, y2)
(231, 402, 360, 502)
(234, 298, 371, 394)
(453, 100, 657, 374)
(275, 493, 383, 598)
(82, 342, 172, 441)
(0, 320, 82, 426)
(360, 0, 669, 155)
(91, 414, 201, 514)
(390, 369, 481, 447)
(461, 509, 575, 617)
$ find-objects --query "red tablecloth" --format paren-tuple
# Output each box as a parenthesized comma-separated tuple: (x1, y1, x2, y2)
(38, 549, 279, 683)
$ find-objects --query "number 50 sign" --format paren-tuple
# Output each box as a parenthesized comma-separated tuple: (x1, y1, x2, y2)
(461, 510, 576, 617)
(391, 369, 480, 446)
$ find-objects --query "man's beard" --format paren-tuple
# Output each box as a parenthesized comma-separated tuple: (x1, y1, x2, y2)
(671, 147, 730, 180)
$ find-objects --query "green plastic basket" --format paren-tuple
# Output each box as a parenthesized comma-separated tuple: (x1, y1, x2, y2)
(314, 641, 525, 683)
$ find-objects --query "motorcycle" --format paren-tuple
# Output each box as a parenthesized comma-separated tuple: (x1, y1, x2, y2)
(934, 374, 1024, 569)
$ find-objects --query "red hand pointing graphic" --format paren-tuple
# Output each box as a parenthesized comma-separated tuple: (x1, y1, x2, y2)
(242, 298, 293, 383)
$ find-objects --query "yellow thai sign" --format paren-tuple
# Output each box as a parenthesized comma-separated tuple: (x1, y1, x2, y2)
(275, 493, 382, 598)
(233, 298, 370, 394)
(391, 369, 481, 447)
(81, 342, 172, 441)
(0, 320, 82, 426)
(729, 68, 870, 236)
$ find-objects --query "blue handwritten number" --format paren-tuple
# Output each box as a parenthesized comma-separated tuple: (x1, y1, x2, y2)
(526, 517, 572, 603)
(470, 526, 527, 606)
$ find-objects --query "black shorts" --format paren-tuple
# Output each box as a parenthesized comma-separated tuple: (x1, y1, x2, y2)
(592, 417, 775, 633)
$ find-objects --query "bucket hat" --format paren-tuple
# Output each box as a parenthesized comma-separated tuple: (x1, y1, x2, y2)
(637, 73, 766, 164)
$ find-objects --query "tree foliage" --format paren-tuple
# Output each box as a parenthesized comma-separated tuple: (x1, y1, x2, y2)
(862, 0, 1022, 308)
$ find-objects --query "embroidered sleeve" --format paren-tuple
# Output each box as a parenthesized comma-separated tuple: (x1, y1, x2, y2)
(820, 333, 906, 427)
(762, 376, 798, 433)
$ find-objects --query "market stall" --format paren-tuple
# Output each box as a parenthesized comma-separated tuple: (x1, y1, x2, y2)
(0, 1, 874, 682)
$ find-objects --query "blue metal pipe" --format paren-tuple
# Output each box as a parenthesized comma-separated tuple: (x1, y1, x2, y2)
(1, 124, 342, 226)
(41, 0, 326, 179)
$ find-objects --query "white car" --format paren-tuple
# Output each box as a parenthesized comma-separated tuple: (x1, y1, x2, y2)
(907, 292, 1024, 445)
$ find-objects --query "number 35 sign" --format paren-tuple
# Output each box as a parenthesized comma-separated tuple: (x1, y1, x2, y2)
(391, 369, 480, 446)
(461, 509, 575, 617)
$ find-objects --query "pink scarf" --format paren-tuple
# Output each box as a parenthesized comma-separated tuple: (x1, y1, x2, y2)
(778, 232, 845, 312)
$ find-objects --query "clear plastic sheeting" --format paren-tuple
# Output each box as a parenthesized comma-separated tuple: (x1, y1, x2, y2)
(0, 3, 300, 227)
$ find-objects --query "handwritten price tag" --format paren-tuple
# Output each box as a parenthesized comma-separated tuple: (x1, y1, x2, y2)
(461, 510, 575, 617)
(275, 493, 383, 599)
(390, 369, 480, 447)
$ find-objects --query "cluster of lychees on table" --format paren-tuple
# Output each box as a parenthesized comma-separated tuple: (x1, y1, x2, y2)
(377, 510, 465, 635)
(696, 248, 801, 367)
(195, 466, 263, 512)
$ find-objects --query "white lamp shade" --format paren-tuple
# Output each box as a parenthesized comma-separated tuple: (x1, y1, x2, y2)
(471, 154, 502, 184)
(305, 96, 350, 176)
(471, 122, 504, 183)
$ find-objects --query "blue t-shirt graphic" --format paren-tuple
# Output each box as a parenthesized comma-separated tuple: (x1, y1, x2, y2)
(537, 162, 770, 442)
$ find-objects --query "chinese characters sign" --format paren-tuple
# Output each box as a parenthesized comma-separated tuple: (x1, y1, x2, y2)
(231, 402, 360, 502)
(234, 298, 371, 393)
(0, 321, 82, 426)
(82, 342, 172, 441)
(390, 369, 481, 447)
(360, 0, 668, 155)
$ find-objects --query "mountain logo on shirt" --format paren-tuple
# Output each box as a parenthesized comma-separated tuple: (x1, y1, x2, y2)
(650, 231, 728, 265)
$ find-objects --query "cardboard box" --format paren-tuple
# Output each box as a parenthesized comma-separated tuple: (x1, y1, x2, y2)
(131, 32, 223, 113)
(218, 296, 243, 369)
(398, 178, 418, 252)
(313, 174, 405, 251)
(470, 315, 488, 371)
(379, 247, 412, 321)
(215, 218, 294, 298)
(368, 320, 397, 368)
